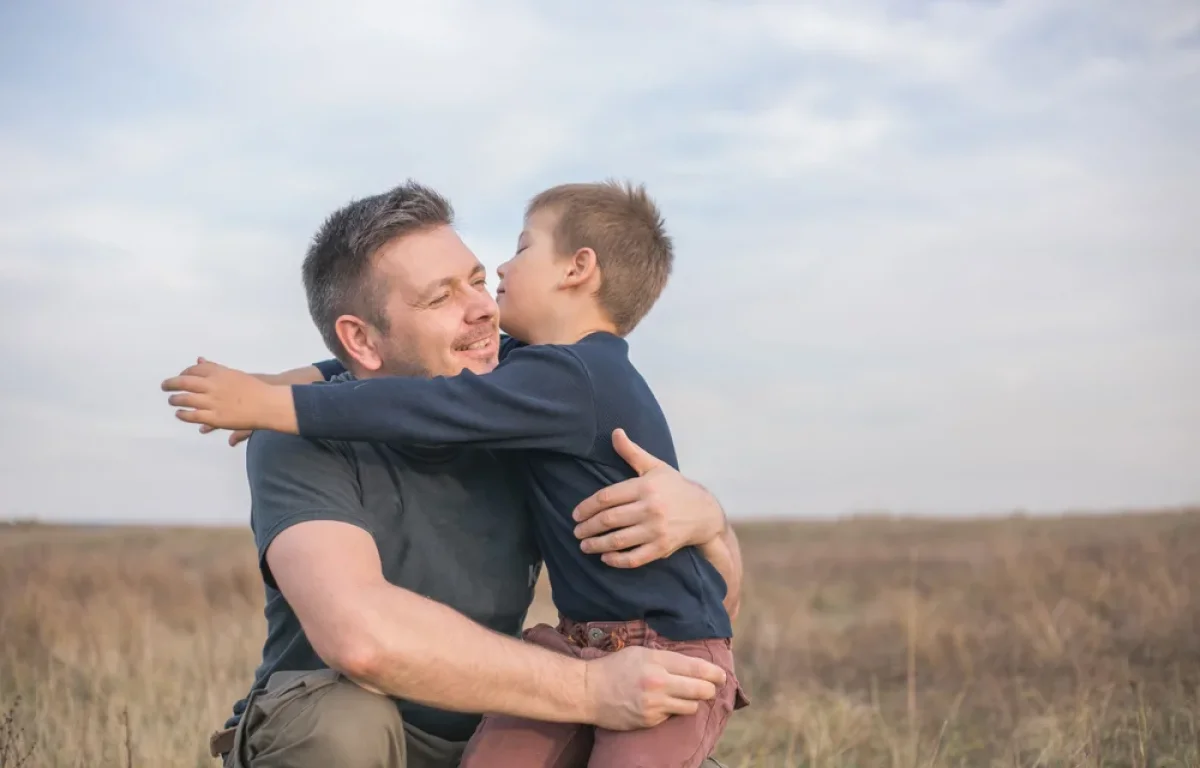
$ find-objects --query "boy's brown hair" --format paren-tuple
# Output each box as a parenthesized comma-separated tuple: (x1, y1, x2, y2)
(526, 180, 673, 336)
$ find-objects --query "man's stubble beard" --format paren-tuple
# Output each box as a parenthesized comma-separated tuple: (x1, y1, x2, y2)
(375, 340, 433, 380)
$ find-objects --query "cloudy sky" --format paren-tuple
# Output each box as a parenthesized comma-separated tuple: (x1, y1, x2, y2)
(1, 0, 1197, 524)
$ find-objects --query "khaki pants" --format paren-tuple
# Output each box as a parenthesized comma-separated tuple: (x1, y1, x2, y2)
(214, 668, 734, 768)
(218, 669, 464, 768)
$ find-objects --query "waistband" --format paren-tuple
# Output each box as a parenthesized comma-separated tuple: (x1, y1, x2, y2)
(556, 615, 656, 651)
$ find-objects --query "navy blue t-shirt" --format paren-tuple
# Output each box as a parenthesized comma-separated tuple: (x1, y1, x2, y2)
(298, 332, 731, 641)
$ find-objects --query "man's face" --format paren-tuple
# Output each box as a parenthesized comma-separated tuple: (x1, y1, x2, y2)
(368, 225, 501, 378)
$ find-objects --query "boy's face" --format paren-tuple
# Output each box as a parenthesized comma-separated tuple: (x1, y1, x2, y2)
(496, 207, 567, 343)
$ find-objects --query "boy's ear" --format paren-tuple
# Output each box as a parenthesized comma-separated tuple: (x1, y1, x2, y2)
(559, 247, 599, 290)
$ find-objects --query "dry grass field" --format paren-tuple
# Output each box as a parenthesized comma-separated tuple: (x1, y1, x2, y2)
(2, 509, 1199, 767)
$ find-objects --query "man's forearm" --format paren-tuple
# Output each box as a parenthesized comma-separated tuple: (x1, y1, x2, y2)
(255, 364, 326, 386)
(333, 583, 594, 724)
(700, 521, 743, 622)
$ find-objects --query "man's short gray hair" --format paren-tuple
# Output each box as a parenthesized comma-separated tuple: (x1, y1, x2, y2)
(302, 180, 454, 363)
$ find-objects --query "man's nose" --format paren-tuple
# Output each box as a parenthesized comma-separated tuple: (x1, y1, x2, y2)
(464, 283, 498, 321)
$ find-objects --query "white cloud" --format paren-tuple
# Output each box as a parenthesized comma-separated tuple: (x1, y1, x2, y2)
(1, 0, 1197, 523)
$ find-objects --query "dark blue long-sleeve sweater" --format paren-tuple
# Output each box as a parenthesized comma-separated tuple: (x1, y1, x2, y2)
(296, 331, 731, 641)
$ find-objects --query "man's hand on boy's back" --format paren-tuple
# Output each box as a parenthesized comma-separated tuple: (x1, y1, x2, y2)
(161, 358, 300, 435)
(572, 428, 728, 568)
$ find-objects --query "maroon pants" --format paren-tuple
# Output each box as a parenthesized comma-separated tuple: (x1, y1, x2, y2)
(460, 616, 748, 768)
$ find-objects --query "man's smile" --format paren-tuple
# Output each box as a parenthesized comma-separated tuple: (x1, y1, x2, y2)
(453, 331, 498, 361)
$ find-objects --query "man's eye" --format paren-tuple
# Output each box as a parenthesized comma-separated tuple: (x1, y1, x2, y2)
(429, 294, 450, 306)
(472, 277, 488, 287)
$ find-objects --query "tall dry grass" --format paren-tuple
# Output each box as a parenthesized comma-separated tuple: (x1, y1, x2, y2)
(2, 509, 1199, 767)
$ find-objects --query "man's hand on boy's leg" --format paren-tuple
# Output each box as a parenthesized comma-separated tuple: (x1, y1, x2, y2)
(585, 646, 726, 730)
(572, 428, 729, 568)
(161, 359, 300, 434)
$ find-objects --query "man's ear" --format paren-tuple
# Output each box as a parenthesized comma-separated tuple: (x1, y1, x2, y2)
(333, 315, 383, 372)
(559, 247, 600, 290)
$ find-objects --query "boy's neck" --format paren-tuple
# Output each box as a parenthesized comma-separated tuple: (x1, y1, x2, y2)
(529, 310, 619, 346)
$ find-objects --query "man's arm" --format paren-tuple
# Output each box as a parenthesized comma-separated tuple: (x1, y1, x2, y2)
(697, 518, 743, 621)
(570, 429, 745, 620)
(248, 431, 725, 730)
(269, 520, 605, 720)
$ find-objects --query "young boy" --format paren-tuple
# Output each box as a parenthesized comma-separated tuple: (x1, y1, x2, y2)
(168, 181, 747, 766)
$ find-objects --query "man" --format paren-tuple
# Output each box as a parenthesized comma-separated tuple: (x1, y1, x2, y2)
(169, 181, 744, 768)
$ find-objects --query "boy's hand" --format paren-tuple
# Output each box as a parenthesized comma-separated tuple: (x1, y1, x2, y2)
(161, 360, 299, 434)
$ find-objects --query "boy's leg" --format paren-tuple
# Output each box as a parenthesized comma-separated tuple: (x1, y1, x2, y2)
(459, 622, 593, 768)
(587, 637, 745, 768)
(459, 715, 592, 768)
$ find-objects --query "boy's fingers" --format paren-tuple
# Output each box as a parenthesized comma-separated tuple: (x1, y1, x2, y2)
(161, 375, 212, 393)
(167, 392, 208, 409)
(177, 361, 222, 378)
(175, 408, 215, 425)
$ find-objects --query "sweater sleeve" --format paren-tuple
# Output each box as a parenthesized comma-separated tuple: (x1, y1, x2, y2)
(291, 344, 597, 456)
(317, 337, 521, 379)
(312, 359, 347, 380)
(498, 334, 526, 361)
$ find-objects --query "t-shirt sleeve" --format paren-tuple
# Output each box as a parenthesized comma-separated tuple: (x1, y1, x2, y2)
(290, 344, 597, 457)
(245, 430, 375, 590)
